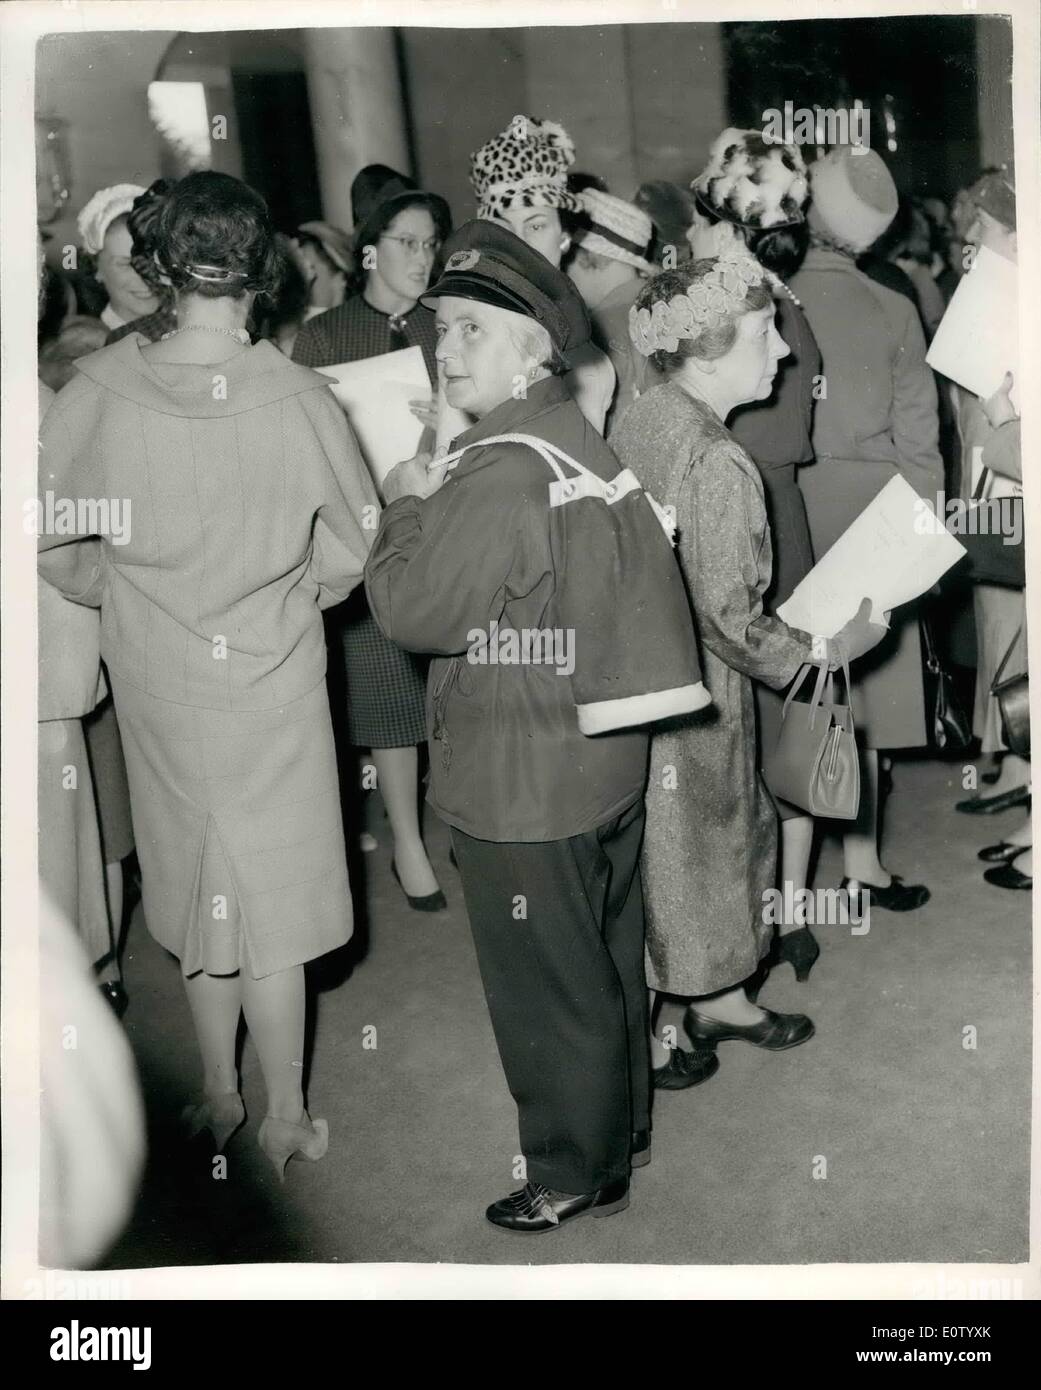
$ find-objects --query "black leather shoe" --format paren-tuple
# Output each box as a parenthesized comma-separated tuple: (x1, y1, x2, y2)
(841, 874, 930, 912)
(768, 926, 820, 982)
(686, 1006, 814, 1051)
(983, 853, 1032, 891)
(486, 1178, 629, 1232)
(978, 841, 1024, 863)
(652, 1046, 721, 1089)
(955, 786, 1030, 815)
(390, 861, 446, 912)
(98, 982, 129, 1019)
(631, 1129, 651, 1168)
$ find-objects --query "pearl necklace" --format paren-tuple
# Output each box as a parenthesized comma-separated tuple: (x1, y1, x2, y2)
(160, 324, 250, 345)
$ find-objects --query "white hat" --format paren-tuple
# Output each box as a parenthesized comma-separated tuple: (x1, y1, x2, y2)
(807, 147, 898, 253)
(575, 189, 655, 272)
(76, 184, 146, 255)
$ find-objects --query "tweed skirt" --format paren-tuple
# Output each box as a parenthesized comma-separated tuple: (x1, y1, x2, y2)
(110, 676, 352, 979)
(337, 593, 428, 749)
(38, 718, 112, 972)
(83, 693, 135, 863)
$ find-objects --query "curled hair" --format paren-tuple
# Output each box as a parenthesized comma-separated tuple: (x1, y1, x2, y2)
(127, 178, 177, 294)
(636, 258, 774, 376)
(504, 315, 566, 376)
(155, 171, 280, 299)
(694, 199, 809, 281)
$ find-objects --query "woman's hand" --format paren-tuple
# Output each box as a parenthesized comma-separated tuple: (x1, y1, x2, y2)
(980, 372, 1018, 429)
(827, 597, 888, 669)
(408, 396, 438, 431)
(382, 449, 450, 504)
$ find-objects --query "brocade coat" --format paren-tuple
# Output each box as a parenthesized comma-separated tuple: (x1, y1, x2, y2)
(610, 382, 813, 995)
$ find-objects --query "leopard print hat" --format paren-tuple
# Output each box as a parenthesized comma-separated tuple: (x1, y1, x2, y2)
(470, 115, 580, 220)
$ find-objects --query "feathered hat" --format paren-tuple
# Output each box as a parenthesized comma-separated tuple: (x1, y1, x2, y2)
(692, 128, 809, 230)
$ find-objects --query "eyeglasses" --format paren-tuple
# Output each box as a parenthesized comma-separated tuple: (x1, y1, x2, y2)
(379, 234, 442, 257)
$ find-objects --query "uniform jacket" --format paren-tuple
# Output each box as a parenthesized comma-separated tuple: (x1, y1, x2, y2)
(365, 375, 708, 842)
(38, 335, 378, 711)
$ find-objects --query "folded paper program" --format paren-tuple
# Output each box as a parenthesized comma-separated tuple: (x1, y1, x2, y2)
(628, 249, 779, 356)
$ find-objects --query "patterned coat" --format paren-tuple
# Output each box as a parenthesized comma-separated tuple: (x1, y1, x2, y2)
(610, 382, 813, 995)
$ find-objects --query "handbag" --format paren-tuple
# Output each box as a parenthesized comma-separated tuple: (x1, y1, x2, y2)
(920, 611, 972, 752)
(763, 658, 861, 820)
(991, 626, 1030, 758)
(960, 469, 1025, 589)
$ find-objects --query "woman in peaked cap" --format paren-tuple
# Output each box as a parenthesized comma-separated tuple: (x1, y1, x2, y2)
(791, 145, 943, 914)
(686, 126, 824, 983)
(294, 164, 452, 912)
(469, 115, 617, 432)
(365, 217, 709, 1234)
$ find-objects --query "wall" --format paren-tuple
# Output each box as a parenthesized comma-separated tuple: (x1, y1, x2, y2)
(36, 30, 174, 260)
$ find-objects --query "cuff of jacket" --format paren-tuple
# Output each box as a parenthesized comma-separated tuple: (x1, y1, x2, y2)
(576, 682, 712, 735)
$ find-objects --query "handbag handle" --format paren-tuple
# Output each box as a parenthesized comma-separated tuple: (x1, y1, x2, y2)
(919, 612, 941, 675)
(992, 625, 1025, 688)
(782, 652, 855, 734)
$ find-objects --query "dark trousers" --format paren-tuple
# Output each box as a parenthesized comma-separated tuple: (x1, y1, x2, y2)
(451, 799, 650, 1194)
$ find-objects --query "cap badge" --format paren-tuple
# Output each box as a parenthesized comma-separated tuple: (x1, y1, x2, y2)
(446, 249, 481, 271)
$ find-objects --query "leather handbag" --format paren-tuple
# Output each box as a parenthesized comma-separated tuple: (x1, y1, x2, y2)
(920, 612, 972, 752)
(961, 470, 1025, 589)
(991, 627, 1030, 758)
(763, 658, 861, 820)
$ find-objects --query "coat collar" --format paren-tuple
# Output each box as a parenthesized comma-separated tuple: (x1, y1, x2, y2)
(75, 334, 334, 417)
(801, 246, 860, 274)
(450, 375, 571, 458)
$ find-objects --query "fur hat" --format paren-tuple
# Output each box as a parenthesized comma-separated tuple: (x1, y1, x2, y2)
(470, 115, 579, 220)
(574, 189, 654, 272)
(806, 146, 898, 254)
(77, 183, 147, 255)
(692, 129, 809, 230)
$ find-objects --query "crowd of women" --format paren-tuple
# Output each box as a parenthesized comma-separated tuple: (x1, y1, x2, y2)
(37, 110, 1026, 1244)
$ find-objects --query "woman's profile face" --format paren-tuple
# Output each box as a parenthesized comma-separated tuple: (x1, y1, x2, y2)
(368, 205, 439, 305)
(97, 218, 159, 322)
(435, 296, 535, 419)
(711, 304, 789, 406)
(496, 206, 567, 267)
(965, 207, 1017, 264)
(685, 205, 734, 261)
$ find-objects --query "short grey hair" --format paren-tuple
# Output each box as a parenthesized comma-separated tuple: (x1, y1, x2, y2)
(504, 315, 560, 374)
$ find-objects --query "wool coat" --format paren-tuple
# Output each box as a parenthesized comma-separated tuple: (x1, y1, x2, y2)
(791, 247, 945, 750)
(39, 335, 379, 977)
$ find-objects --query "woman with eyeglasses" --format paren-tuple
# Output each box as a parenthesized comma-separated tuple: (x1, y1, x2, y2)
(293, 166, 453, 913)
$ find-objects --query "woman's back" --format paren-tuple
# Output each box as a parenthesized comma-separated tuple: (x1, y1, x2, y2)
(39, 335, 377, 710)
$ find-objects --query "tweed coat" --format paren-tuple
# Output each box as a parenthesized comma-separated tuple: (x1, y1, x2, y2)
(791, 247, 945, 750)
(610, 382, 814, 995)
(39, 336, 379, 977)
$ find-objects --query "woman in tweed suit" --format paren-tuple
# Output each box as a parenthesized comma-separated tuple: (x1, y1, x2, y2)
(294, 165, 451, 910)
(40, 173, 379, 1177)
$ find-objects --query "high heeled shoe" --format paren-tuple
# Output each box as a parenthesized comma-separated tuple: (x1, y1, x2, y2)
(258, 1113, 329, 1181)
(391, 861, 447, 912)
(978, 841, 1025, 863)
(181, 1092, 246, 1152)
(768, 927, 820, 982)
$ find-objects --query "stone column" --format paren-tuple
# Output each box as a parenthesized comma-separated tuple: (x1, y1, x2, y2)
(302, 28, 410, 230)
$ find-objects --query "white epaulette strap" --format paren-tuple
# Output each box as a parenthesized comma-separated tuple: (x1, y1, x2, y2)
(436, 432, 676, 546)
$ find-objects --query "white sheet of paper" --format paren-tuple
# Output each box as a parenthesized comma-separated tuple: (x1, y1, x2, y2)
(926, 244, 1019, 410)
(316, 346, 431, 485)
(777, 476, 967, 638)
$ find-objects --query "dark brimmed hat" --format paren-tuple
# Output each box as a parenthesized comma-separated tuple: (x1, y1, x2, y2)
(350, 164, 451, 254)
(421, 218, 589, 353)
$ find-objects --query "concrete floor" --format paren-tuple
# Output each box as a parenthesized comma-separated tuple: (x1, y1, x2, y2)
(101, 754, 1031, 1269)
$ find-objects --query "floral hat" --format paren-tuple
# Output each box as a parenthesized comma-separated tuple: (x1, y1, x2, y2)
(692, 128, 809, 231)
(629, 247, 777, 357)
